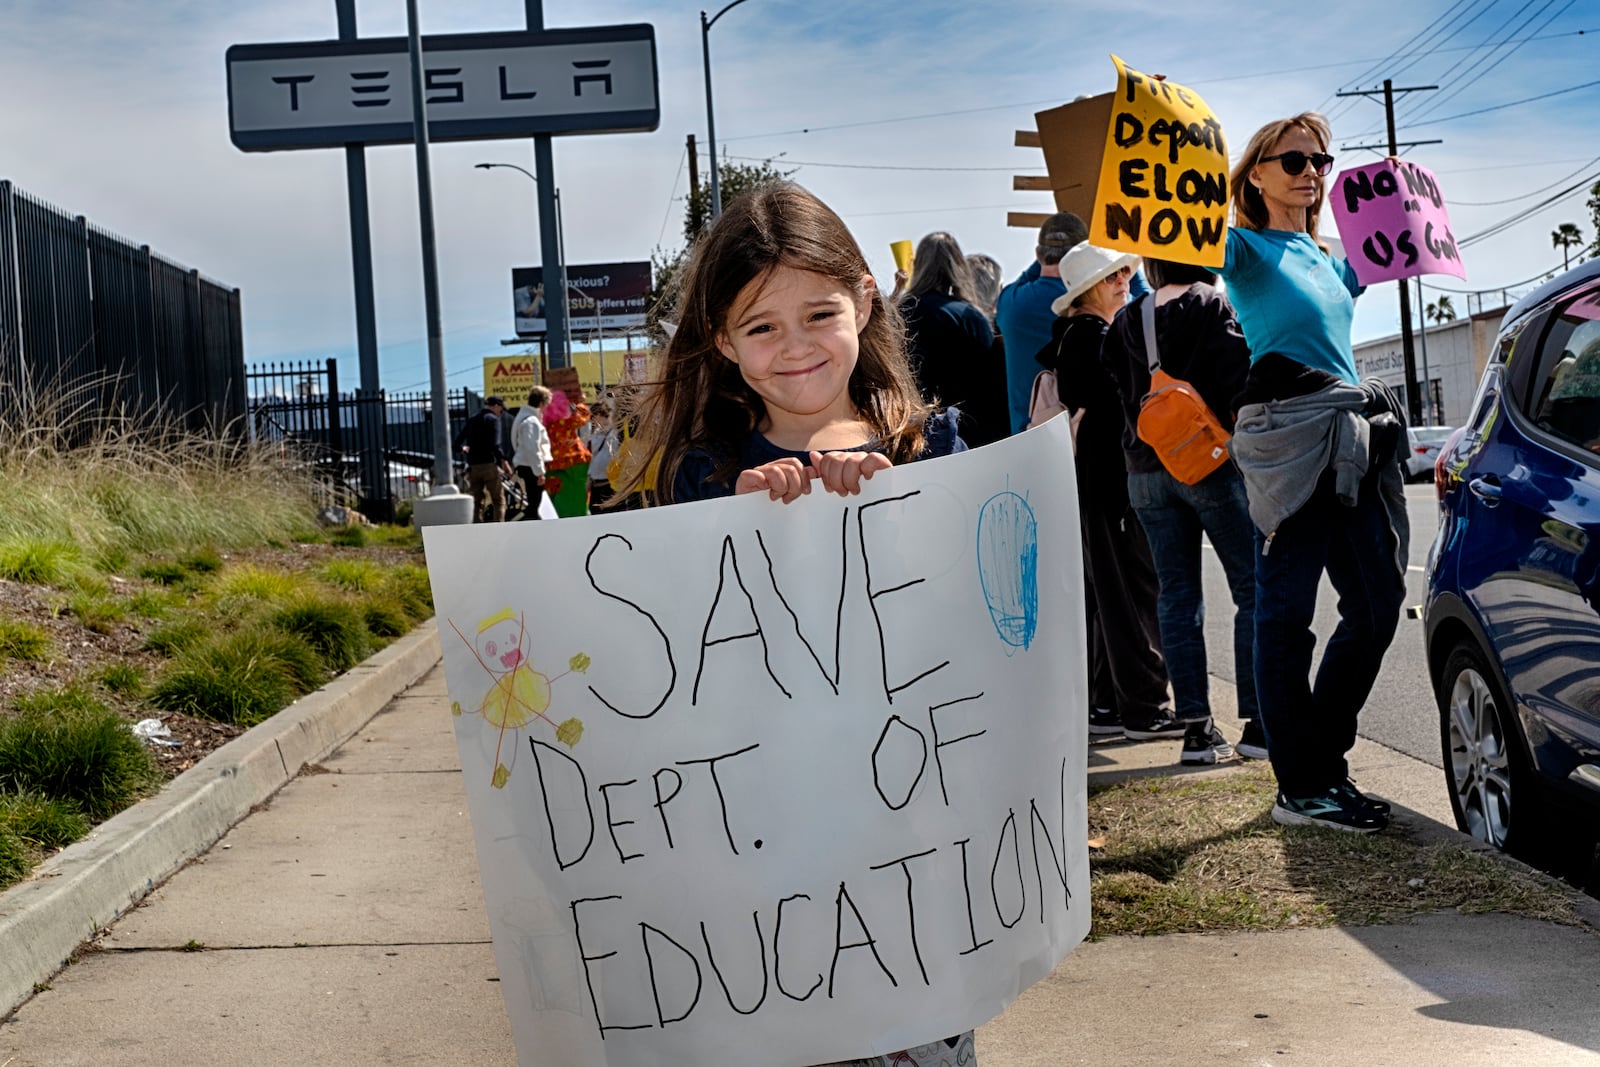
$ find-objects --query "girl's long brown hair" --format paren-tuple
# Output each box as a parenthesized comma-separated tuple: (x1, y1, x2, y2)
(1228, 111, 1333, 246)
(614, 182, 930, 504)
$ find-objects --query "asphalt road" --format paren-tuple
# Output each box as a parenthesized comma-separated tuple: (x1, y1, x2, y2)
(1197, 482, 1446, 770)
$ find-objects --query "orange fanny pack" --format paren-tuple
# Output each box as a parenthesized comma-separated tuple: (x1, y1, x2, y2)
(1134, 294, 1231, 485)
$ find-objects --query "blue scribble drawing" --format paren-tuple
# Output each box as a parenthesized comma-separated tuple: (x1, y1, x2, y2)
(977, 488, 1039, 650)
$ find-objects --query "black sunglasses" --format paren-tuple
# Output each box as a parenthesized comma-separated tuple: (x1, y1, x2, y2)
(1259, 150, 1335, 177)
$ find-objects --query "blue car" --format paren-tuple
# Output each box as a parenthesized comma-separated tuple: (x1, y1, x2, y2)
(1424, 257, 1600, 881)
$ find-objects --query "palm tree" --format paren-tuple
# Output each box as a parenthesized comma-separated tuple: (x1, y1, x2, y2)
(1553, 222, 1584, 271)
(1425, 295, 1457, 325)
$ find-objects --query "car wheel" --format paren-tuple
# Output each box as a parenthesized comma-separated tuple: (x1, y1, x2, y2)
(1437, 640, 1594, 877)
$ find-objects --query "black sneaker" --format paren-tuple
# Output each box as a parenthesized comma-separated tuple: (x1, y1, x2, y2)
(1180, 722, 1234, 765)
(1343, 779, 1392, 817)
(1272, 786, 1389, 833)
(1088, 707, 1124, 737)
(1237, 719, 1269, 761)
(1124, 715, 1186, 741)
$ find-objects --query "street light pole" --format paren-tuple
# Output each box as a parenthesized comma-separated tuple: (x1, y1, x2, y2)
(700, 0, 752, 221)
(476, 161, 572, 374)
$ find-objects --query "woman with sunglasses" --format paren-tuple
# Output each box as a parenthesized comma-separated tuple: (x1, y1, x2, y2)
(1220, 112, 1410, 834)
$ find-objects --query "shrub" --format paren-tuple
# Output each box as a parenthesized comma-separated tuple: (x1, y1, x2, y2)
(0, 828, 28, 889)
(0, 791, 90, 849)
(328, 525, 369, 548)
(151, 628, 325, 725)
(99, 663, 145, 697)
(316, 559, 381, 592)
(66, 590, 128, 635)
(271, 597, 371, 671)
(0, 689, 160, 818)
(144, 617, 207, 657)
(0, 619, 50, 661)
(384, 564, 434, 621)
(360, 596, 410, 640)
(0, 538, 81, 585)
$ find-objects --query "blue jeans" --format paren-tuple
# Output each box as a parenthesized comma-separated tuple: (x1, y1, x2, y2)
(1252, 471, 1405, 794)
(1128, 463, 1259, 724)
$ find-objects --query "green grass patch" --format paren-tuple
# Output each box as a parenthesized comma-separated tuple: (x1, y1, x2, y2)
(360, 596, 410, 640)
(129, 587, 176, 619)
(65, 589, 129, 635)
(0, 791, 90, 850)
(212, 565, 299, 603)
(365, 524, 420, 548)
(144, 617, 207, 657)
(0, 538, 81, 585)
(316, 558, 382, 592)
(271, 597, 371, 671)
(0, 619, 51, 661)
(328, 525, 369, 548)
(151, 628, 325, 725)
(178, 547, 223, 574)
(98, 663, 145, 697)
(383, 564, 433, 621)
(0, 828, 29, 890)
(137, 561, 189, 585)
(0, 689, 160, 818)
(1087, 765, 1577, 938)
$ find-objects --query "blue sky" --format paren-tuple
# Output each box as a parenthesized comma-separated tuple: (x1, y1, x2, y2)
(1, 0, 1595, 393)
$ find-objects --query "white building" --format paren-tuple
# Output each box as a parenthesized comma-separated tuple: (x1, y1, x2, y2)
(1351, 304, 1512, 427)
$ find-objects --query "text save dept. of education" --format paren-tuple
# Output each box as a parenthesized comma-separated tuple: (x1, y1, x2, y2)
(526, 494, 1077, 1040)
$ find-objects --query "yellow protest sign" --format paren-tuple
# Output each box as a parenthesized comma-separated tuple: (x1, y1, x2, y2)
(1091, 56, 1228, 268)
(483, 355, 539, 402)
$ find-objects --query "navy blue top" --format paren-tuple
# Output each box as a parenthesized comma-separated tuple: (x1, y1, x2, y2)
(672, 408, 966, 503)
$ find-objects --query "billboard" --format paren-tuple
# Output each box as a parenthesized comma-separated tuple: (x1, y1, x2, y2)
(483, 355, 540, 402)
(513, 261, 651, 337)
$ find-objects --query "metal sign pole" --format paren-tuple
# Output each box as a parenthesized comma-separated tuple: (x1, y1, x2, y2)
(525, 0, 569, 371)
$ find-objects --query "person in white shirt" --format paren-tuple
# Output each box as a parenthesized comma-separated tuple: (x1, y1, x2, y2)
(510, 385, 553, 520)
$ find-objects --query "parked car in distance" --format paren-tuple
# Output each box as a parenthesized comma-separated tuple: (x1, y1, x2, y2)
(1406, 425, 1457, 481)
(1423, 257, 1600, 885)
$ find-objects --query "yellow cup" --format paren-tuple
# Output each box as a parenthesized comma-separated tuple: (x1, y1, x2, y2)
(890, 239, 914, 280)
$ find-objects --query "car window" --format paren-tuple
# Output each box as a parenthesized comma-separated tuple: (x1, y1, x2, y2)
(1413, 428, 1454, 444)
(1527, 283, 1600, 454)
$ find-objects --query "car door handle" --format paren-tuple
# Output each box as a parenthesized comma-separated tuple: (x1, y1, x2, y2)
(1468, 477, 1503, 506)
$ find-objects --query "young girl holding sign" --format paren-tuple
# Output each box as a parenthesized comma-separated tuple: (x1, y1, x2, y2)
(617, 181, 965, 505)
(612, 181, 972, 1067)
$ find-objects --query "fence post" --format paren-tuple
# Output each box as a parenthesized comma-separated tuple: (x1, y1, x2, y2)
(325, 356, 342, 458)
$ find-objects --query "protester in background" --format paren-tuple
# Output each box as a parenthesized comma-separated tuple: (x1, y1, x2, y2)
(542, 389, 592, 517)
(510, 385, 553, 521)
(1038, 243, 1213, 758)
(960, 252, 1013, 448)
(586, 400, 619, 509)
(456, 396, 513, 523)
(1222, 111, 1408, 832)
(898, 231, 1007, 447)
(996, 212, 1087, 435)
(1101, 256, 1262, 763)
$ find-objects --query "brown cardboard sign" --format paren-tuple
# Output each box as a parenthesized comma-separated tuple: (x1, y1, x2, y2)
(545, 365, 584, 403)
(1034, 93, 1114, 223)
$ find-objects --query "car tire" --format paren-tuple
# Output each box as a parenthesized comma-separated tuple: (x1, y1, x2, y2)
(1437, 640, 1595, 878)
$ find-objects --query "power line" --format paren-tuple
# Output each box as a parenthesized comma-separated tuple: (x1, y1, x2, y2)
(1345, 76, 1600, 140)
(1403, 0, 1575, 124)
(1319, 2, 1470, 118)
(1458, 168, 1600, 246)
(657, 144, 687, 248)
(724, 153, 1029, 173)
(1450, 153, 1600, 205)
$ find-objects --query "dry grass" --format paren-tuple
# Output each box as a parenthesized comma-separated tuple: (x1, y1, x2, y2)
(1089, 763, 1578, 938)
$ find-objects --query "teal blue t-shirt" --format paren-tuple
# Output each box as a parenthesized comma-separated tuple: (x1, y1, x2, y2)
(1221, 228, 1363, 383)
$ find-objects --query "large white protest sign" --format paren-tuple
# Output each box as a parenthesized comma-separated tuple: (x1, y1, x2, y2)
(424, 417, 1089, 1067)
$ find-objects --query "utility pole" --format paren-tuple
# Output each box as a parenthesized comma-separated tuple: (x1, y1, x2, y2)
(687, 133, 700, 215)
(1338, 78, 1440, 426)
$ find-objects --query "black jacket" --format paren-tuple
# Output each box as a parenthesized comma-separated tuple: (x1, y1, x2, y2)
(456, 408, 507, 466)
(1037, 313, 1127, 499)
(1100, 285, 1251, 476)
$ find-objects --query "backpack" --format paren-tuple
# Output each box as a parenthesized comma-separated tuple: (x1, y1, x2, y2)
(1134, 294, 1231, 485)
(1027, 368, 1067, 430)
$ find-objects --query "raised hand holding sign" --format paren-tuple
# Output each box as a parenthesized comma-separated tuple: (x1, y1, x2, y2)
(1330, 159, 1466, 286)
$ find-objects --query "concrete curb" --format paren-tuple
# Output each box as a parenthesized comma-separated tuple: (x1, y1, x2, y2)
(0, 621, 442, 1016)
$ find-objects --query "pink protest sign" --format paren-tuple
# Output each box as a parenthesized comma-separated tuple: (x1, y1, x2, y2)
(1330, 160, 1466, 286)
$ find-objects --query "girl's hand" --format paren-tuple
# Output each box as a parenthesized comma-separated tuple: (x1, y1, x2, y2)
(808, 451, 892, 496)
(736, 458, 813, 503)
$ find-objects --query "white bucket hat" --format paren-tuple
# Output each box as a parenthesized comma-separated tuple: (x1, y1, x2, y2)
(1050, 243, 1140, 316)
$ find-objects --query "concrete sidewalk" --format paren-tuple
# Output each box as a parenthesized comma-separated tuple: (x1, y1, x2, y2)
(3, 666, 1599, 1065)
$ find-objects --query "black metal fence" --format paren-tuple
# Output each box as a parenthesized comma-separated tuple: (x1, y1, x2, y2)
(0, 180, 244, 431)
(246, 358, 480, 513)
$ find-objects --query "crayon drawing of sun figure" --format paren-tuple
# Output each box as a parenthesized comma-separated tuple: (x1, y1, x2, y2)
(449, 608, 588, 789)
